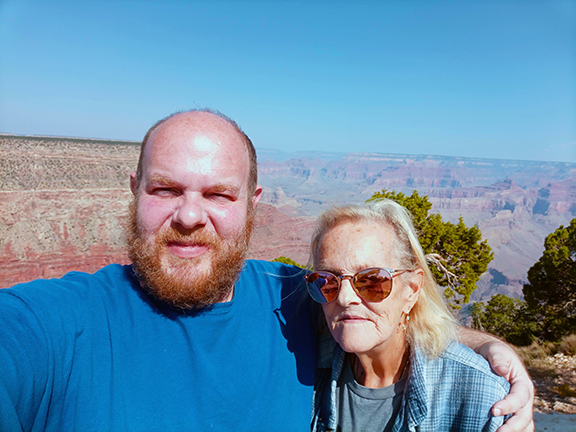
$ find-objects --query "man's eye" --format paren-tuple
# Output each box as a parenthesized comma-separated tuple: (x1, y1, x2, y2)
(208, 193, 235, 201)
(152, 188, 178, 196)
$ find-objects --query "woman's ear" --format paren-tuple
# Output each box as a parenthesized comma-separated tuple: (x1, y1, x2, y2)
(405, 268, 424, 310)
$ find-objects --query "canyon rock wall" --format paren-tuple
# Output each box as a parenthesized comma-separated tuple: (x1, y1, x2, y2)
(257, 152, 576, 300)
(2, 135, 575, 304)
(0, 136, 138, 285)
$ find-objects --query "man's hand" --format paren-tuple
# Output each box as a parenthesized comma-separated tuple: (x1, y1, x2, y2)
(479, 339, 535, 432)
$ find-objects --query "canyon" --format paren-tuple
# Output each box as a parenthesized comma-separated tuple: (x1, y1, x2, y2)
(2, 134, 575, 304)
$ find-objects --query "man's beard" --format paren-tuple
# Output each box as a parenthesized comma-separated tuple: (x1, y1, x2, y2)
(126, 199, 253, 309)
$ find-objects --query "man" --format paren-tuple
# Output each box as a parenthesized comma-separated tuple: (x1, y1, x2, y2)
(0, 110, 533, 431)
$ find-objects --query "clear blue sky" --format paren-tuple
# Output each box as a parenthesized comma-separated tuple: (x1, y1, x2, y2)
(1, 0, 574, 162)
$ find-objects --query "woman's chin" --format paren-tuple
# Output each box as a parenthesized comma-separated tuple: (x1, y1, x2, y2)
(332, 334, 375, 355)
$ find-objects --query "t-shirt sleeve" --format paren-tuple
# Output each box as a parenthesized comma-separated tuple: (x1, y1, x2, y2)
(0, 289, 52, 431)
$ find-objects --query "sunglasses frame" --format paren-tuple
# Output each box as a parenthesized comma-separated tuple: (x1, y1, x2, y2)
(304, 267, 411, 304)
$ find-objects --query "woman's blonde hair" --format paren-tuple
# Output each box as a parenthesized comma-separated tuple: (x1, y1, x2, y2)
(309, 199, 458, 358)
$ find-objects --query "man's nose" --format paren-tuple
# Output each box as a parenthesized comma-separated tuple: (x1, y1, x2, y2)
(171, 193, 208, 229)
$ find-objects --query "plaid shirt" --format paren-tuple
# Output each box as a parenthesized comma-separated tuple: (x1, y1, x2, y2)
(311, 336, 510, 432)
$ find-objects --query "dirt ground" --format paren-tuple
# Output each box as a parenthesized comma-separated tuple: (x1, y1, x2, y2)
(529, 353, 576, 414)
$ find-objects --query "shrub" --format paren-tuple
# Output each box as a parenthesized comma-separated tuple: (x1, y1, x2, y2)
(558, 334, 576, 356)
(554, 384, 576, 398)
(515, 340, 554, 367)
(271, 256, 305, 269)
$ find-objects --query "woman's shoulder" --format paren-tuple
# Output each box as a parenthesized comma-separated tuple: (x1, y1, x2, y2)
(441, 341, 508, 380)
(413, 341, 510, 394)
(402, 342, 509, 431)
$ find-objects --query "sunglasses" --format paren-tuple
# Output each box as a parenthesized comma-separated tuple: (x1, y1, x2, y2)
(304, 267, 411, 304)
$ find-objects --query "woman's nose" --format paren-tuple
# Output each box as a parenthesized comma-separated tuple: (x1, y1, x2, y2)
(336, 276, 362, 306)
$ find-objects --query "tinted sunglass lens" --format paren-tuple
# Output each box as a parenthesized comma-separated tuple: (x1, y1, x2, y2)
(306, 272, 339, 303)
(354, 268, 393, 301)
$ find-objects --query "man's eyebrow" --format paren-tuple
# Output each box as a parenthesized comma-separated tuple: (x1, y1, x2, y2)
(147, 175, 178, 187)
(209, 184, 241, 195)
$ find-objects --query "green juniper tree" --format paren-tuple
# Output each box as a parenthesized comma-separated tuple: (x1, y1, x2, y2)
(368, 190, 493, 307)
(523, 219, 576, 341)
(473, 219, 576, 344)
(471, 294, 537, 346)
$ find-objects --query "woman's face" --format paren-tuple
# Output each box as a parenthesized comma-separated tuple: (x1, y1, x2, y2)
(317, 220, 421, 356)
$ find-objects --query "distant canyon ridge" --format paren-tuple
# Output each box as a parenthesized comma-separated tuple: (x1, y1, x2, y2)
(2, 134, 575, 303)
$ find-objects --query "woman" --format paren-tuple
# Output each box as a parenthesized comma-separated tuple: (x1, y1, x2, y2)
(306, 199, 509, 432)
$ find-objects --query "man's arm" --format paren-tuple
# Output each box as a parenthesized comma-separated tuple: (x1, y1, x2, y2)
(0, 289, 51, 431)
(459, 326, 535, 432)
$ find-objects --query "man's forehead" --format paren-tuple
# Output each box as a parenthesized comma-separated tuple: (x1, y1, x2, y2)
(144, 134, 249, 169)
(140, 114, 251, 187)
(191, 135, 219, 153)
(148, 114, 245, 154)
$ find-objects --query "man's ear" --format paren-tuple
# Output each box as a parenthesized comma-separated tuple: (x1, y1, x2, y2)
(130, 172, 138, 195)
(251, 185, 263, 208)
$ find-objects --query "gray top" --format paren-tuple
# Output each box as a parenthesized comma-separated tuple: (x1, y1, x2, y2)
(312, 340, 510, 432)
(336, 355, 407, 432)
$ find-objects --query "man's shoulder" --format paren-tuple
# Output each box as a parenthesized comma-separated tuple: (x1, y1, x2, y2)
(1, 264, 135, 305)
(239, 260, 313, 309)
(0, 264, 138, 350)
(242, 259, 307, 278)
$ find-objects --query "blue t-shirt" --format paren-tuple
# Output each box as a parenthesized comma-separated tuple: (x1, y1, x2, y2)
(0, 260, 317, 431)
